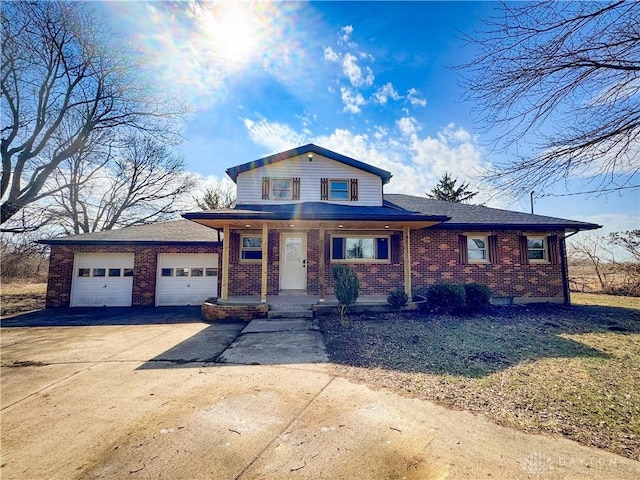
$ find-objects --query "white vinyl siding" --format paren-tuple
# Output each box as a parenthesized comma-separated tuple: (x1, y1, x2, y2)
(236, 154, 383, 206)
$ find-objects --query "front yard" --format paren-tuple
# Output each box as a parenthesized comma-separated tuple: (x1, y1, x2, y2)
(320, 302, 640, 461)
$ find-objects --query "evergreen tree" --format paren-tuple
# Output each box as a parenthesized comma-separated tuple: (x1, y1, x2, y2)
(426, 173, 478, 203)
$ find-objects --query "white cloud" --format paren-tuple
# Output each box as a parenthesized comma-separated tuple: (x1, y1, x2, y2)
(241, 116, 498, 205)
(373, 83, 401, 105)
(323, 46, 339, 63)
(373, 126, 388, 140)
(243, 117, 308, 153)
(342, 53, 374, 87)
(340, 25, 354, 43)
(340, 87, 366, 114)
(407, 88, 427, 107)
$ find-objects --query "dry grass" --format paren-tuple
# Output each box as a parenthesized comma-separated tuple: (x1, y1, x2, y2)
(321, 304, 640, 460)
(572, 292, 640, 309)
(0, 281, 46, 317)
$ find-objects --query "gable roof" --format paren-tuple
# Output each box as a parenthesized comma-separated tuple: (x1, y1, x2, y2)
(39, 220, 221, 245)
(225, 144, 393, 184)
(384, 194, 601, 231)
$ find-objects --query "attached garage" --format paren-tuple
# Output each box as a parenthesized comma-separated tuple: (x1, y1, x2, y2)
(70, 253, 134, 307)
(156, 253, 219, 306)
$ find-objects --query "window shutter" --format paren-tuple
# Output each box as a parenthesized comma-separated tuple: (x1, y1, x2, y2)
(376, 237, 389, 260)
(350, 178, 358, 201)
(332, 237, 345, 260)
(325, 233, 332, 265)
(548, 235, 559, 264)
(488, 235, 499, 264)
(391, 232, 401, 264)
(519, 235, 529, 265)
(458, 235, 468, 264)
(262, 177, 270, 200)
(230, 232, 240, 264)
(292, 177, 301, 200)
(320, 178, 329, 200)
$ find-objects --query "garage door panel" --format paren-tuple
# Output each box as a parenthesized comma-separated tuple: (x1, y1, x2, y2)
(156, 254, 218, 306)
(71, 254, 134, 307)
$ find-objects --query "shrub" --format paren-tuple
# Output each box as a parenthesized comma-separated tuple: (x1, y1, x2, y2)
(387, 288, 409, 313)
(425, 283, 466, 313)
(332, 264, 360, 319)
(464, 283, 492, 310)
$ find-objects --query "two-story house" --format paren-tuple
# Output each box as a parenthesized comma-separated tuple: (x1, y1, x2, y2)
(41, 144, 599, 310)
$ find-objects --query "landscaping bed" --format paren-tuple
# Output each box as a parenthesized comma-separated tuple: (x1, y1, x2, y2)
(319, 302, 640, 460)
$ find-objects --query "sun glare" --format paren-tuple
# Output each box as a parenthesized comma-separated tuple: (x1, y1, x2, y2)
(201, 3, 261, 70)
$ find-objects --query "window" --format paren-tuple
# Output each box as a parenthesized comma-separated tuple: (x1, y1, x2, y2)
(205, 268, 218, 277)
(329, 180, 349, 200)
(467, 236, 488, 262)
(123, 268, 134, 277)
(93, 268, 106, 277)
(332, 236, 389, 262)
(176, 268, 189, 277)
(78, 268, 90, 277)
(270, 178, 292, 200)
(527, 236, 547, 262)
(161, 268, 173, 277)
(191, 268, 203, 277)
(241, 235, 262, 261)
(108, 268, 121, 277)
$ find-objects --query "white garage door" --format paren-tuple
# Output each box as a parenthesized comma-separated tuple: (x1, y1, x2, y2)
(156, 254, 219, 306)
(71, 253, 134, 307)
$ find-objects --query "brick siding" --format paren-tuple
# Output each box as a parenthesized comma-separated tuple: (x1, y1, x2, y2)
(46, 227, 567, 307)
(46, 244, 221, 308)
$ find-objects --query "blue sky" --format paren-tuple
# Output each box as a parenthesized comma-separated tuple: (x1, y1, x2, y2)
(102, 1, 638, 238)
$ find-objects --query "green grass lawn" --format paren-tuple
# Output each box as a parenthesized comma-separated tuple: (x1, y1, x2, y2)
(321, 303, 640, 460)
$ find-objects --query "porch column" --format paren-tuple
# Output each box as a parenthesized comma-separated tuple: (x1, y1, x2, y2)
(221, 223, 230, 300)
(260, 222, 269, 303)
(403, 226, 412, 297)
(318, 227, 325, 301)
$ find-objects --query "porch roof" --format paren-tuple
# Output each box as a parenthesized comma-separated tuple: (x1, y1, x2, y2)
(182, 202, 450, 230)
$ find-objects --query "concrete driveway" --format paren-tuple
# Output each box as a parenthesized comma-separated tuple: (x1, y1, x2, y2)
(1, 309, 638, 480)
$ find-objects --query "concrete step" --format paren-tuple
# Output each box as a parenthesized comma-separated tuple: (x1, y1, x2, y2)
(267, 309, 314, 319)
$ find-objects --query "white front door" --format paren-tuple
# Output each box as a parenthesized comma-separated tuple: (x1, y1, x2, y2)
(280, 233, 307, 290)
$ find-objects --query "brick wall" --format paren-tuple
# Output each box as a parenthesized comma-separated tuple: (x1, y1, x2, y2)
(411, 229, 565, 300)
(47, 227, 567, 306)
(46, 244, 221, 308)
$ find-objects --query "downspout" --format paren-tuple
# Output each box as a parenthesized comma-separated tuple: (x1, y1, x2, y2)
(561, 230, 580, 304)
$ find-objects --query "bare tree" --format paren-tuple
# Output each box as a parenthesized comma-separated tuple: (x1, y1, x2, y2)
(608, 230, 640, 261)
(1, 1, 182, 225)
(426, 172, 478, 203)
(460, 1, 640, 195)
(47, 135, 195, 234)
(195, 180, 236, 210)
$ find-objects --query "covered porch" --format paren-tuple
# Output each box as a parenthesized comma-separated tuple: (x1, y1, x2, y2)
(183, 202, 449, 306)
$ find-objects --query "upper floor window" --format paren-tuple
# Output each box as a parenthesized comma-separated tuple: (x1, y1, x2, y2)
(527, 236, 547, 262)
(321, 178, 358, 201)
(262, 177, 300, 200)
(270, 178, 292, 200)
(329, 180, 349, 200)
